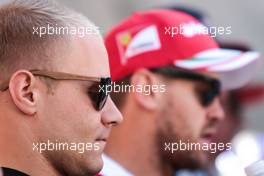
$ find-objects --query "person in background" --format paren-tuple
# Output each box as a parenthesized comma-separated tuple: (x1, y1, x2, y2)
(160, 5, 263, 175)
(100, 9, 260, 176)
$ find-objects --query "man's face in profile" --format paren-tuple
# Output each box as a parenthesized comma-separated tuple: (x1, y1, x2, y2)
(156, 74, 225, 170)
(34, 34, 122, 175)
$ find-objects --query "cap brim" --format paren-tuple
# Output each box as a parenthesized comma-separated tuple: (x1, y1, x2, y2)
(174, 48, 261, 90)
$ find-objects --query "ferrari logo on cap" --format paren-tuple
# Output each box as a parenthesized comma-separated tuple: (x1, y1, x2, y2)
(116, 25, 161, 64)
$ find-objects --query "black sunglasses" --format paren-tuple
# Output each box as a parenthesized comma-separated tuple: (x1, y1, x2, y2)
(150, 67, 221, 106)
(0, 70, 112, 111)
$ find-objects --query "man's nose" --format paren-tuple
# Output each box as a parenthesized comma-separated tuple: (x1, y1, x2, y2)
(207, 97, 225, 122)
(101, 97, 123, 127)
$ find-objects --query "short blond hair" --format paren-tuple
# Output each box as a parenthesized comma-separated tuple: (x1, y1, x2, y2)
(0, 0, 96, 80)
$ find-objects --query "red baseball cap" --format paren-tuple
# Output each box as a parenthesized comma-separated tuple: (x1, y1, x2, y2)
(105, 9, 260, 90)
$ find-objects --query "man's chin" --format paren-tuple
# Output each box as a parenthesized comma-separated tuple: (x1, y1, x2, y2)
(170, 150, 209, 171)
(87, 154, 104, 175)
(75, 152, 104, 176)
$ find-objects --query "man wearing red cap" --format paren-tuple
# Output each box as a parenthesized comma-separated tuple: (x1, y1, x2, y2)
(100, 9, 260, 176)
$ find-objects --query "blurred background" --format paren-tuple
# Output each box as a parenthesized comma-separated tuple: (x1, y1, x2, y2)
(53, 0, 264, 130)
(1, 0, 263, 175)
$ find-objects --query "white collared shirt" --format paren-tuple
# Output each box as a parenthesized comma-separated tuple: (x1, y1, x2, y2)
(100, 154, 133, 176)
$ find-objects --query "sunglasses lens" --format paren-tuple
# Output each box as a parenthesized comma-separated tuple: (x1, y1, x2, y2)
(151, 66, 222, 107)
(97, 78, 112, 110)
(88, 78, 111, 111)
(202, 91, 217, 106)
(88, 85, 100, 110)
(97, 92, 108, 110)
(199, 80, 220, 106)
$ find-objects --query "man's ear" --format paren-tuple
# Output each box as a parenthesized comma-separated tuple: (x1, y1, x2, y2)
(130, 69, 164, 111)
(8, 70, 38, 115)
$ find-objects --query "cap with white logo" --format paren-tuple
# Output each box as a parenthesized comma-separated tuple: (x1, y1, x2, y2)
(105, 9, 260, 90)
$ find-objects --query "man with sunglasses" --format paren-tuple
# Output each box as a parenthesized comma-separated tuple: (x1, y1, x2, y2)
(0, 0, 122, 176)
(99, 9, 260, 176)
